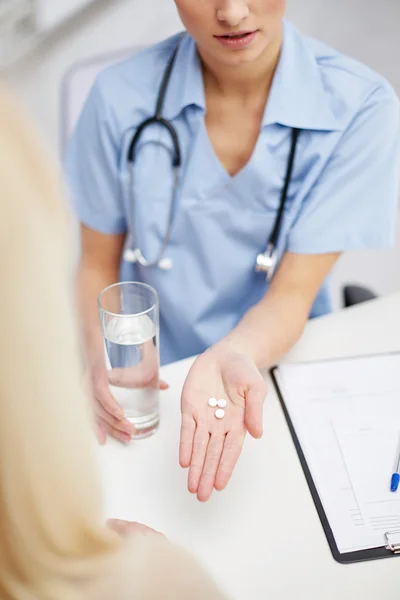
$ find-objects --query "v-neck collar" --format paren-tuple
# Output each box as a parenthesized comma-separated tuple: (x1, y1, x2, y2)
(162, 22, 341, 133)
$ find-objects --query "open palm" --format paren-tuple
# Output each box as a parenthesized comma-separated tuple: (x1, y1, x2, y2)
(179, 346, 267, 501)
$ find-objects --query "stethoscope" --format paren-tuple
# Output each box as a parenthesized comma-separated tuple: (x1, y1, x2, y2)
(123, 35, 300, 280)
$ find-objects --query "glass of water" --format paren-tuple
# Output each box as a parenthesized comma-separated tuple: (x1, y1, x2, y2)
(98, 282, 160, 439)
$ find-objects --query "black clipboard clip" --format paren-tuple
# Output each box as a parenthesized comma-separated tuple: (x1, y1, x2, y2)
(385, 532, 400, 554)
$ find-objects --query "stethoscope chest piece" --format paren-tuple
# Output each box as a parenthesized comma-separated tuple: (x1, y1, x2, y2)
(255, 244, 277, 281)
(123, 247, 173, 271)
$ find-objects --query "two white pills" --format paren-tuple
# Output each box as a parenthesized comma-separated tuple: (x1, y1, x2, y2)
(208, 397, 227, 419)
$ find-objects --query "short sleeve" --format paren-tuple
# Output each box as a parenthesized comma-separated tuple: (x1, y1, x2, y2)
(64, 78, 127, 235)
(288, 85, 400, 254)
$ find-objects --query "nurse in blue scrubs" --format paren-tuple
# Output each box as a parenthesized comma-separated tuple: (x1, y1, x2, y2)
(65, 0, 400, 502)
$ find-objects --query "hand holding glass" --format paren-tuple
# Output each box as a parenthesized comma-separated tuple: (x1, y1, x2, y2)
(98, 282, 160, 439)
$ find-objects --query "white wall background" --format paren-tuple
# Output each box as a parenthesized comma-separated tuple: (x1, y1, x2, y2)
(36, 0, 100, 31)
(4, 0, 400, 310)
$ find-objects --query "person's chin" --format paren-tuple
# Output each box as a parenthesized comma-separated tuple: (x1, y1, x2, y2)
(217, 45, 268, 67)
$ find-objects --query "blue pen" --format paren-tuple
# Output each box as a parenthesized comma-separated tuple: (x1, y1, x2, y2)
(390, 446, 400, 492)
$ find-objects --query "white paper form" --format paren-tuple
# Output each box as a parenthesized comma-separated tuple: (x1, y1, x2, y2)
(334, 421, 400, 540)
(278, 353, 400, 554)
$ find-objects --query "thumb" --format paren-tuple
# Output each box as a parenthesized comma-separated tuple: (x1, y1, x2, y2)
(244, 378, 267, 439)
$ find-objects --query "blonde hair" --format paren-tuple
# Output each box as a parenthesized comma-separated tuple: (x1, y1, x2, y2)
(0, 85, 120, 599)
(0, 84, 229, 600)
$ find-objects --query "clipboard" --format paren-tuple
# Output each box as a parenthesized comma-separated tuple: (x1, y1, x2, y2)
(270, 352, 400, 564)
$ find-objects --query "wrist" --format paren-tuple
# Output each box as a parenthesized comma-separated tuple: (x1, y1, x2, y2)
(213, 329, 272, 370)
(208, 335, 256, 365)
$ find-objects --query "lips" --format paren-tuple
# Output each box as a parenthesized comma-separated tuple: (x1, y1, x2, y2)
(214, 30, 258, 49)
(216, 31, 256, 39)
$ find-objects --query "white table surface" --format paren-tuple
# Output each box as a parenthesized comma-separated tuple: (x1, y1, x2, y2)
(99, 292, 400, 599)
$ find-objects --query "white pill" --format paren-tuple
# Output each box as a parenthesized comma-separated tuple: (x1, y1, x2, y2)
(217, 399, 227, 408)
(215, 409, 225, 420)
(208, 397, 218, 408)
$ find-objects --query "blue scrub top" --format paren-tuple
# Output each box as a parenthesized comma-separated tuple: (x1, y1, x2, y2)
(65, 21, 400, 366)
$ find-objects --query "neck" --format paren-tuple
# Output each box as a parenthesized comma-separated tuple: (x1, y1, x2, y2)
(200, 31, 283, 100)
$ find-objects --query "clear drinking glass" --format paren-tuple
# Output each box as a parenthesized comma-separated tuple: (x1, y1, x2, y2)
(98, 282, 160, 439)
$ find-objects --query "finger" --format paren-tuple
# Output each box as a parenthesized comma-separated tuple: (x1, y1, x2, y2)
(97, 417, 132, 445)
(107, 519, 138, 537)
(96, 383, 124, 420)
(160, 380, 169, 390)
(179, 414, 196, 468)
(215, 429, 246, 492)
(197, 434, 225, 502)
(107, 519, 128, 535)
(188, 427, 210, 494)
(96, 421, 107, 445)
(107, 519, 165, 538)
(245, 379, 267, 439)
(129, 523, 165, 538)
(96, 401, 135, 436)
